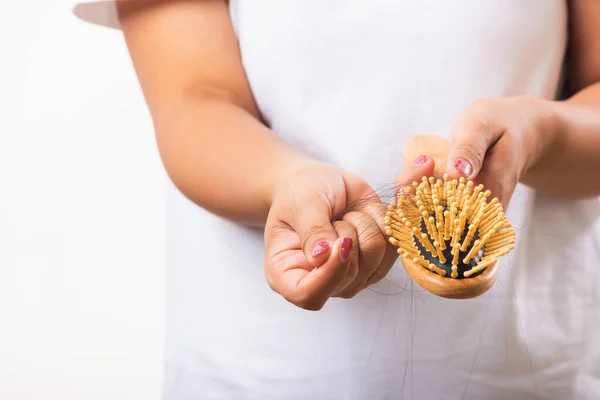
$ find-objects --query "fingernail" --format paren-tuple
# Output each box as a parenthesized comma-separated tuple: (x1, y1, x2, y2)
(310, 240, 330, 258)
(412, 155, 429, 166)
(454, 158, 474, 179)
(339, 237, 353, 261)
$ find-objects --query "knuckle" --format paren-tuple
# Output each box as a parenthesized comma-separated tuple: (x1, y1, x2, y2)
(333, 219, 357, 240)
(344, 213, 385, 250)
(466, 117, 492, 138)
(267, 222, 294, 242)
(301, 225, 331, 249)
(452, 113, 493, 146)
(458, 141, 485, 163)
(265, 253, 287, 273)
(362, 232, 387, 255)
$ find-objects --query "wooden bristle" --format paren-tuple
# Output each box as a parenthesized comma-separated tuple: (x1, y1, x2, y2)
(386, 175, 516, 279)
(430, 263, 447, 277)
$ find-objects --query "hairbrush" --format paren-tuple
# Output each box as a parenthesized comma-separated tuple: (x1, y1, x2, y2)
(385, 135, 516, 299)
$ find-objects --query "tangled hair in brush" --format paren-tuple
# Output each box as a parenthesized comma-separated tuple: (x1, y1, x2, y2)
(385, 174, 516, 299)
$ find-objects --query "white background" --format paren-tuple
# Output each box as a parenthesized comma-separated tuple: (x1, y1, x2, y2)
(1, 1, 166, 399)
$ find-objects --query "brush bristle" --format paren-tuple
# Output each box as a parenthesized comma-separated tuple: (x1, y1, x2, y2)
(385, 174, 516, 279)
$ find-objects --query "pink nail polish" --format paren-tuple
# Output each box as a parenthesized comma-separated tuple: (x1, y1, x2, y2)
(412, 155, 429, 166)
(311, 241, 330, 258)
(454, 159, 474, 178)
(339, 237, 353, 261)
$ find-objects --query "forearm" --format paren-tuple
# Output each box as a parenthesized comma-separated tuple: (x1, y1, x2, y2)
(521, 82, 600, 198)
(155, 96, 313, 227)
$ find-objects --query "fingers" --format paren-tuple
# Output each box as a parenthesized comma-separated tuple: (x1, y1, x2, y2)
(444, 99, 533, 207)
(333, 211, 385, 298)
(396, 154, 436, 190)
(293, 237, 354, 310)
(269, 169, 347, 268)
(264, 174, 354, 310)
(330, 183, 399, 298)
(330, 219, 360, 295)
(293, 192, 343, 267)
(446, 101, 504, 181)
(403, 135, 451, 177)
(472, 141, 518, 207)
(265, 234, 353, 311)
(264, 164, 359, 310)
(265, 156, 437, 309)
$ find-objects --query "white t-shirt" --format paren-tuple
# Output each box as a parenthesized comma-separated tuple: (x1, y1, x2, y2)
(75, 1, 600, 399)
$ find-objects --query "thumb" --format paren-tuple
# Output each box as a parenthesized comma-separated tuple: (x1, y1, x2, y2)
(291, 189, 345, 269)
(397, 154, 436, 189)
(446, 120, 502, 180)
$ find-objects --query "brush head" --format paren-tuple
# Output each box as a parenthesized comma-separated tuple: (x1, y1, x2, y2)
(385, 174, 516, 299)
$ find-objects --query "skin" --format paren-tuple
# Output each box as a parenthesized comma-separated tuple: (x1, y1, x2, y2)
(116, 0, 600, 311)
(445, 0, 600, 206)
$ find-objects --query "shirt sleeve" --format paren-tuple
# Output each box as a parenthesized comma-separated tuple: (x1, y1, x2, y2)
(73, 1, 120, 29)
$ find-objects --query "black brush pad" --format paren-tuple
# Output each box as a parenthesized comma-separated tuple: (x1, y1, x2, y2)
(412, 219, 486, 279)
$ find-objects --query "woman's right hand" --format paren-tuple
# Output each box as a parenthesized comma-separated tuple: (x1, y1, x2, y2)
(264, 157, 434, 311)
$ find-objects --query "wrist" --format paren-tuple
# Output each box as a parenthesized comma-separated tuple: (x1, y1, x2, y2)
(520, 96, 562, 178)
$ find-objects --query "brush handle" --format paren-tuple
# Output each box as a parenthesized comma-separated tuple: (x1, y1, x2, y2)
(404, 135, 450, 177)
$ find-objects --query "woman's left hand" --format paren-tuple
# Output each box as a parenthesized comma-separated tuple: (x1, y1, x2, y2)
(445, 96, 557, 207)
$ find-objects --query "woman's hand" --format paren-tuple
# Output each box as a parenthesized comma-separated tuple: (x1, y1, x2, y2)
(445, 96, 558, 207)
(264, 158, 434, 311)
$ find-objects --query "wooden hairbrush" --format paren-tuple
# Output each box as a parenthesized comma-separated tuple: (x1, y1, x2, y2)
(385, 136, 516, 299)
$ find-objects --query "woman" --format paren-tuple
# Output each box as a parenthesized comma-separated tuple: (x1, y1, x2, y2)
(75, 1, 600, 399)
